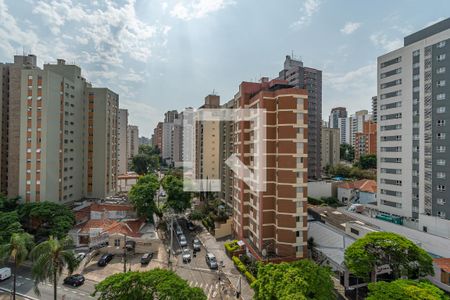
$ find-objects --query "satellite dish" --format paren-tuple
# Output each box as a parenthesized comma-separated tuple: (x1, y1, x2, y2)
(262, 249, 267, 257)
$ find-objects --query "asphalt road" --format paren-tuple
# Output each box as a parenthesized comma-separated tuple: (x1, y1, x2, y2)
(172, 218, 237, 300)
(0, 266, 97, 300)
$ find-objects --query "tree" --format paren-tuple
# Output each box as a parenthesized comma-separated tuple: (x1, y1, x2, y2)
(0, 194, 20, 212)
(131, 145, 161, 175)
(0, 211, 24, 244)
(0, 232, 34, 300)
(162, 175, 191, 213)
(252, 259, 334, 300)
(358, 154, 377, 169)
(93, 269, 206, 300)
(17, 202, 75, 241)
(129, 174, 160, 219)
(131, 153, 151, 175)
(344, 232, 434, 281)
(367, 279, 448, 300)
(30, 236, 79, 300)
(340, 143, 355, 162)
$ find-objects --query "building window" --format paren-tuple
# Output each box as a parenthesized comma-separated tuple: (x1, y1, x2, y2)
(437, 159, 446, 166)
(437, 80, 446, 87)
(437, 185, 446, 192)
(437, 54, 446, 61)
(437, 133, 446, 140)
(437, 67, 446, 74)
(436, 172, 446, 179)
(436, 93, 446, 101)
(437, 41, 446, 48)
(436, 146, 446, 153)
(437, 211, 446, 218)
(437, 107, 446, 114)
(437, 198, 446, 205)
(114, 239, 121, 247)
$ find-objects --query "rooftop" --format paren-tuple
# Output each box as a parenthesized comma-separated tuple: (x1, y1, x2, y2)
(404, 18, 450, 46)
(338, 179, 377, 193)
(433, 258, 450, 273)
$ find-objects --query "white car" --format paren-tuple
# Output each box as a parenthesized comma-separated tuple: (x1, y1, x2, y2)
(75, 252, 86, 262)
(0, 267, 11, 281)
(182, 249, 191, 263)
(179, 235, 187, 247)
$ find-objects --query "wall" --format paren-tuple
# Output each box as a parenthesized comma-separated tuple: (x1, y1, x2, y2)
(308, 181, 337, 199)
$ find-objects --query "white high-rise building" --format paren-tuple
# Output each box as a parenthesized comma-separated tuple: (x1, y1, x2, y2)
(377, 18, 450, 237)
(338, 117, 350, 145)
(117, 109, 128, 175)
(350, 110, 371, 146)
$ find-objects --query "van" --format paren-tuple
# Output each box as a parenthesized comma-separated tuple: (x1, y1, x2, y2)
(0, 267, 11, 281)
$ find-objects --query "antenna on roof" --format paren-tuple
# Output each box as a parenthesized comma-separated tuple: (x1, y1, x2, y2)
(212, 89, 216, 95)
(291, 50, 294, 59)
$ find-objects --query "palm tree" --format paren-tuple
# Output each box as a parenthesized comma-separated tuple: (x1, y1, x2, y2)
(0, 232, 34, 300)
(30, 236, 79, 300)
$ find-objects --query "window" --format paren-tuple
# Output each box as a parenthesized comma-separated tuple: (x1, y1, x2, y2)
(436, 172, 446, 179)
(413, 74, 420, 80)
(413, 86, 420, 92)
(381, 57, 401, 68)
(437, 185, 446, 192)
(437, 198, 446, 205)
(437, 41, 446, 48)
(350, 228, 360, 235)
(413, 62, 420, 68)
(114, 239, 121, 247)
(437, 67, 446, 74)
(437, 211, 446, 218)
(436, 93, 446, 100)
(437, 80, 446, 87)
(437, 107, 446, 114)
(413, 50, 420, 56)
(437, 159, 446, 166)
(437, 133, 446, 140)
(436, 146, 446, 153)
(437, 54, 446, 61)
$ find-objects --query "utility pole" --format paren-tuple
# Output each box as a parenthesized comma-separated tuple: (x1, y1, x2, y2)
(167, 214, 174, 269)
(123, 234, 127, 273)
(236, 276, 241, 299)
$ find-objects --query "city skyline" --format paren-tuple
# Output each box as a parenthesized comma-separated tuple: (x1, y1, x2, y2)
(0, 0, 448, 134)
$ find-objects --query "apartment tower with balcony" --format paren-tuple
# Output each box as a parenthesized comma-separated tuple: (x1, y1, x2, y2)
(117, 109, 128, 175)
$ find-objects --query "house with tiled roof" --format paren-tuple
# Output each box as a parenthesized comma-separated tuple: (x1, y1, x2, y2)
(337, 179, 377, 206)
(432, 258, 450, 289)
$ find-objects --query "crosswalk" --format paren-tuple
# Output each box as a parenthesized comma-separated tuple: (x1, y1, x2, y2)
(188, 281, 235, 299)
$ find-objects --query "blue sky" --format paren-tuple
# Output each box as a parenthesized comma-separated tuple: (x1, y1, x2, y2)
(0, 0, 448, 136)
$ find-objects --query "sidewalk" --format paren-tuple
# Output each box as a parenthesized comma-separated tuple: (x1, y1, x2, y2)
(197, 228, 254, 300)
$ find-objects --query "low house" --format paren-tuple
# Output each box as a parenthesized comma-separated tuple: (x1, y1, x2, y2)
(431, 258, 450, 290)
(117, 173, 140, 193)
(308, 180, 339, 199)
(337, 179, 377, 206)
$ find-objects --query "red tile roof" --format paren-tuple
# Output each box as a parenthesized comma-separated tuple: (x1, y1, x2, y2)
(434, 258, 450, 273)
(90, 203, 134, 212)
(75, 219, 117, 234)
(338, 179, 377, 193)
(75, 217, 144, 237)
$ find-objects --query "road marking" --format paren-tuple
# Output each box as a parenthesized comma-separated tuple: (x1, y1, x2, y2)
(189, 281, 194, 287)
(18, 275, 23, 278)
(194, 282, 199, 287)
(79, 292, 85, 296)
(25, 277, 31, 281)
(64, 288, 69, 291)
(215, 283, 219, 289)
(199, 282, 203, 288)
(212, 291, 217, 298)
(72, 291, 78, 294)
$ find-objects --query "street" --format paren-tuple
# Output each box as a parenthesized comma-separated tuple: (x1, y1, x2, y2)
(0, 266, 97, 300)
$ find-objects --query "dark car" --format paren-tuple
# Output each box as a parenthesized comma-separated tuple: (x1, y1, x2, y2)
(187, 221, 195, 231)
(193, 239, 201, 252)
(140, 252, 153, 265)
(97, 253, 113, 266)
(63, 274, 85, 287)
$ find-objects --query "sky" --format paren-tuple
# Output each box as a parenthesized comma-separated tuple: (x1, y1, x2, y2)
(0, 0, 448, 136)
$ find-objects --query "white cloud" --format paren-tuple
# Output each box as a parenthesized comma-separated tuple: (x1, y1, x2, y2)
(340, 22, 361, 35)
(170, 0, 235, 21)
(120, 99, 163, 135)
(370, 33, 402, 52)
(290, 0, 321, 29)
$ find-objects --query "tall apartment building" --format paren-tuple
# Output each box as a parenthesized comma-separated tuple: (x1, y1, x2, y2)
(278, 55, 322, 179)
(338, 117, 351, 145)
(161, 122, 174, 164)
(377, 18, 450, 236)
(0, 55, 37, 198)
(232, 78, 308, 261)
(172, 115, 183, 167)
(117, 109, 128, 175)
(139, 136, 151, 146)
(372, 96, 378, 123)
(354, 120, 377, 161)
(85, 88, 119, 199)
(219, 98, 235, 212)
(127, 125, 139, 159)
(152, 122, 163, 152)
(195, 95, 221, 183)
(350, 110, 371, 146)
(329, 107, 347, 129)
(321, 127, 340, 169)
(164, 110, 178, 123)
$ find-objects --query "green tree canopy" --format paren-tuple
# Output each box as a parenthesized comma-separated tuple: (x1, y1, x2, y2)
(17, 202, 75, 241)
(0, 193, 20, 212)
(340, 143, 355, 162)
(367, 279, 448, 300)
(344, 232, 434, 281)
(129, 174, 160, 219)
(357, 154, 377, 169)
(93, 269, 206, 300)
(0, 211, 24, 244)
(161, 175, 191, 213)
(131, 145, 161, 175)
(252, 259, 334, 300)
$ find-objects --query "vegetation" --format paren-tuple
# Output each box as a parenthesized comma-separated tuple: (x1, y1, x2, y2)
(328, 163, 376, 180)
(17, 202, 75, 241)
(93, 269, 206, 300)
(340, 143, 355, 162)
(161, 175, 191, 213)
(0, 232, 34, 300)
(232, 256, 256, 283)
(224, 240, 240, 254)
(30, 236, 79, 300)
(0, 194, 20, 212)
(307, 196, 342, 208)
(356, 154, 377, 169)
(344, 232, 434, 281)
(252, 259, 334, 300)
(0, 211, 24, 244)
(131, 145, 160, 175)
(367, 279, 449, 300)
(129, 174, 160, 220)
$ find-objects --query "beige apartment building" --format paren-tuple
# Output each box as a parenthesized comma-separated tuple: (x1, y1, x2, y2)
(219, 98, 235, 212)
(86, 88, 119, 199)
(321, 127, 340, 169)
(195, 95, 221, 185)
(127, 125, 139, 159)
(232, 78, 308, 261)
(117, 109, 128, 175)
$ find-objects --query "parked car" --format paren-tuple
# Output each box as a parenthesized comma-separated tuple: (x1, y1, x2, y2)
(140, 252, 154, 265)
(205, 253, 218, 269)
(0, 267, 11, 281)
(179, 234, 187, 247)
(97, 253, 113, 266)
(175, 225, 183, 236)
(63, 274, 85, 287)
(75, 252, 86, 262)
(193, 239, 201, 252)
(187, 221, 195, 231)
(182, 249, 191, 263)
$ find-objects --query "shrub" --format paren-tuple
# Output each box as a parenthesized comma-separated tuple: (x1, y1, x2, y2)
(244, 271, 256, 283)
(232, 256, 257, 283)
(224, 240, 240, 254)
